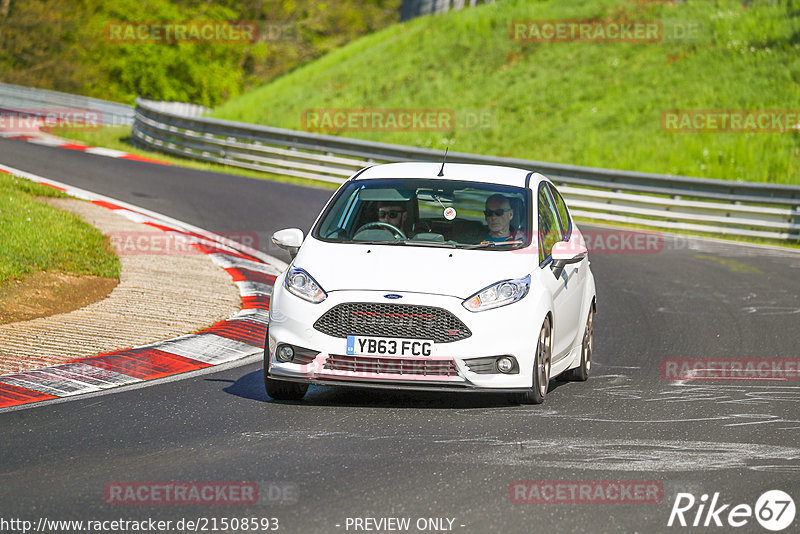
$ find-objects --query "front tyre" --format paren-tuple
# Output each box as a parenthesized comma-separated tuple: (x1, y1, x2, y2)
(519, 318, 551, 404)
(263, 336, 308, 401)
(265, 376, 308, 401)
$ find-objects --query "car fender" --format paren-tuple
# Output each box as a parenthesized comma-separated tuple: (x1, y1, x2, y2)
(565, 259, 596, 371)
(524, 280, 555, 342)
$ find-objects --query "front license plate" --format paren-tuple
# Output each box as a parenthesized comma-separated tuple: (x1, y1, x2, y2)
(346, 335, 434, 357)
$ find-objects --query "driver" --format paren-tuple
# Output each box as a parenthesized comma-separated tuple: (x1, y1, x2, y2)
(483, 194, 522, 243)
(376, 202, 409, 234)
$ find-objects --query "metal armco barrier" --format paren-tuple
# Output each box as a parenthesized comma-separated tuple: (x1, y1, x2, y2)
(0, 83, 134, 127)
(401, 0, 497, 21)
(130, 97, 798, 242)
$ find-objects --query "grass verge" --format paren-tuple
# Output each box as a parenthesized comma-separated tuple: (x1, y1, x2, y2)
(0, 173, 120, 285)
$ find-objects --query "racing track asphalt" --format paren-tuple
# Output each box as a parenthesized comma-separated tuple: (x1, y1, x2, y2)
(1, 136, 799, 533)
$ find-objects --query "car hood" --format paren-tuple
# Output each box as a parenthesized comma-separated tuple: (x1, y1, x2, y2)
(292, 236, 535, 299)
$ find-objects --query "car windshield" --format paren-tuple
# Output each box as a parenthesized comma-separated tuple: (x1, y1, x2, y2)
(313, 178, 530, 250)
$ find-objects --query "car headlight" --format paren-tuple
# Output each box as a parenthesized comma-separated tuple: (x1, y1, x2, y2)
(284, 266, 327, 303)
(463, 275, 530, 312)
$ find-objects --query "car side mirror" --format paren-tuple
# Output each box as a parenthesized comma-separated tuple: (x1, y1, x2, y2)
(551, 238, 587, 279)
(271, 228, 304, 259)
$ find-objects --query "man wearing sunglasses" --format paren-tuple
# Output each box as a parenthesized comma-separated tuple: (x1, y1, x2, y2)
(376, 203, 409, 233)
(483, 194, 521, 243)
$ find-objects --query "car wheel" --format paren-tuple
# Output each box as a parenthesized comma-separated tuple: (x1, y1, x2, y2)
(519, 318, 551, 404)
(263, 336, 308, 401)
(564, 306, 594, 382)
(265, 376, 308, 401)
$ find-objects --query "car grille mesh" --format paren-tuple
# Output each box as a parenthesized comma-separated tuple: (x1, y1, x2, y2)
(313, 303, 471, 343)
(324, 355, 458, 376)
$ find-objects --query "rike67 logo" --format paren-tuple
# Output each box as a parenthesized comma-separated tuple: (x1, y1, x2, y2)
(668, 490, 795, 531)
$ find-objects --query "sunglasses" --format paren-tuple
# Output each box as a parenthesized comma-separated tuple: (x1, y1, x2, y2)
(484, 208, 510, 217)
(378, 210, 404, 219)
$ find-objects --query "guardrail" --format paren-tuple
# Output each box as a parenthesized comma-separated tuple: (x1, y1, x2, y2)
(0, 82, 134, 127)
(131, 97, 800, 242)
(401, 0, 497, 21)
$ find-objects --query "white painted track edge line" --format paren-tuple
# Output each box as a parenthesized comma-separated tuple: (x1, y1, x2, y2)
(0, 162, 289, 269)
(0, 353, 264, 414)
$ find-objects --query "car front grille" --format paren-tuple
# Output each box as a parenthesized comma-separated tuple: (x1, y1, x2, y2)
(313, 303, 471, 343)
(324, 355, 458, 377)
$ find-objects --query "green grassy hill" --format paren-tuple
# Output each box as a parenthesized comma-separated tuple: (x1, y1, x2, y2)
(212, 0, 800, 184)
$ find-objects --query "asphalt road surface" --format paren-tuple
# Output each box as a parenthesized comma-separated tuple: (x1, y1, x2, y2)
(2, 136, 799, 534)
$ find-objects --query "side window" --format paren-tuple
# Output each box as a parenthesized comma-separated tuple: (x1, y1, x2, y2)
(538, 186, 562, 263)
(317, 185, 360, 238)
(547, 184, 571, 239)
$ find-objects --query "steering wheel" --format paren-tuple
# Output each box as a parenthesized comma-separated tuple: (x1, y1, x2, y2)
(354, 222, 407, 240)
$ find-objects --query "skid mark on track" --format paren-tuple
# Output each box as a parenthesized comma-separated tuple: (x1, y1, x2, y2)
(239, 429, 800, 473)
(652, 280, 800, 315)
(741, 306, 800, 315)
(435, 375, 800, 434)
(470, 439, 800, 472)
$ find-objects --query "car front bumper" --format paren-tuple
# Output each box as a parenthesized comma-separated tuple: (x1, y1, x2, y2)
(267, 280, 542, 391)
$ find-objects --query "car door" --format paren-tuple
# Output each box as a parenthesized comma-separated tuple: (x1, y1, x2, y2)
(536, 183, 584, 361)
(548, 183, 589, 349)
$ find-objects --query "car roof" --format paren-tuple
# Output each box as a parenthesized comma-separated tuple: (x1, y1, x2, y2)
(353, 162, 549, 189)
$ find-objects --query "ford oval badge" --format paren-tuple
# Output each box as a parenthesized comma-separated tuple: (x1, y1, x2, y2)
(383, 294, 403, 300)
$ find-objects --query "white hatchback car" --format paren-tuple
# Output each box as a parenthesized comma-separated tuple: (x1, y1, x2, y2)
(265, 162, 596, 403)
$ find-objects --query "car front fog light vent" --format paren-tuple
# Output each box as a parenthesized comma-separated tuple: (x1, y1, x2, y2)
(497, 357, 515, 374)
(277, 344, 295, 362)
(464, 355, 519, 374)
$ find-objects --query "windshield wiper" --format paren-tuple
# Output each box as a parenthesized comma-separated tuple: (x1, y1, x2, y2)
(463, 240, 524, 250)
(350, 239, 408, 245)
(346, 238, 457, 248)
(401, 240, 456, 248)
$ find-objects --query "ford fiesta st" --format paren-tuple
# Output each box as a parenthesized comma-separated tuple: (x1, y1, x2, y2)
(265, 162, 596, 404)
